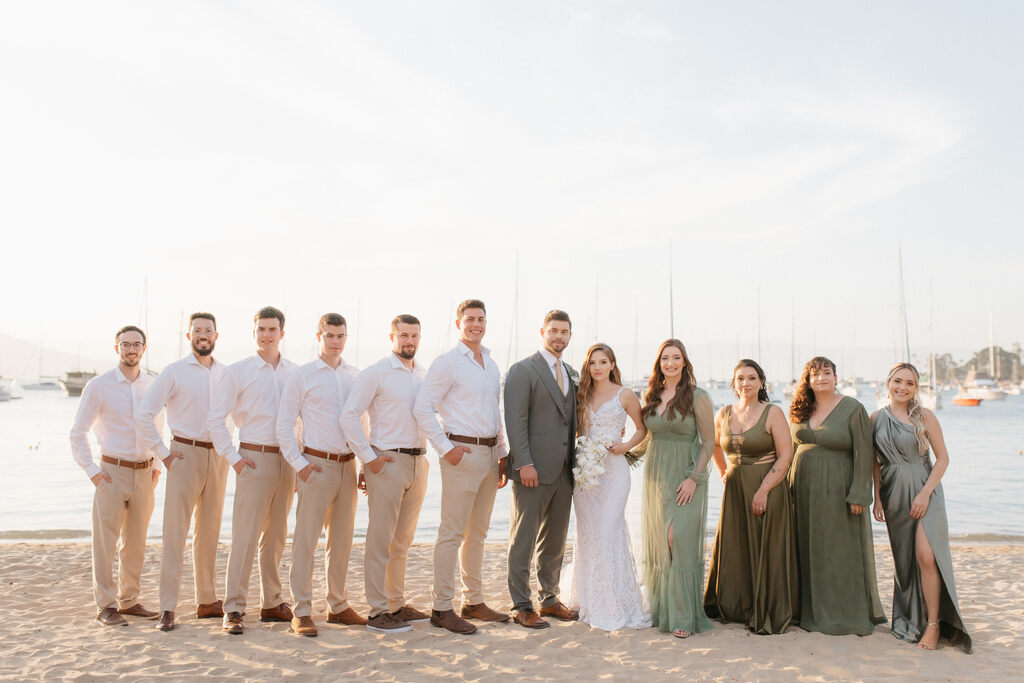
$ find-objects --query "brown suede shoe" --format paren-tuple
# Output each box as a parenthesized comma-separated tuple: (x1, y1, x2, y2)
(291, 615, 318, 637)
(430, 609, 478, 634)
(157, 611, 176, 632)
(326, 607, 367, 626)
(223, 612, 244, 635)
(461, 602, 511, 622)
(118, 603, 159, 619)
(197, 600, 224, 619)
(260, 603, 294, 622)
(538, 601, 579, 621)
(513, 609, 550, 629)
(391, 604, 430, 623)
(97, 607, 128, 626)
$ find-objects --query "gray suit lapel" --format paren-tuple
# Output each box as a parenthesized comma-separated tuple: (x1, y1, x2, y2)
(531, 353, 568, 417)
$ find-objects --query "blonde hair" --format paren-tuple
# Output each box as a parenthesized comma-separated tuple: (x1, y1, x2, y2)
(887, 362, 930, 454)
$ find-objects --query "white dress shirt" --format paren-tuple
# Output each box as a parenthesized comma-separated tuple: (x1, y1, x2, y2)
(207, 353, 298, 466)
(135, 353, 227, 460)
(70, 366, 164, 478)
(413, 341, 507, 459)
(538, 347, 570, 396)
(340, 353, 426, 464)
(276, 356, 360, 472)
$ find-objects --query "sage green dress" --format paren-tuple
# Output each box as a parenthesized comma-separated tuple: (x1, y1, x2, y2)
(704, 405, 798, 634)
(789, 396, 885, 635)
(873, 407, 972, 653)
(641, 387, 714, 635)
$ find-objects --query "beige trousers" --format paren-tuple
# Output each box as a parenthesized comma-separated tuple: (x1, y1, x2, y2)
(364, 448, 429, 617)
(92, 460, 156, 611)
(289, 457, 358, 618)
(432, 443, 500, 611)
(223, 447, 295, 614)
(158, 442, 229, 612)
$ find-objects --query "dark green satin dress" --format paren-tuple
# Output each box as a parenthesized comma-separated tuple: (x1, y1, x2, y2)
(704, 405, 798, 634)
(789, 396, 886, 635)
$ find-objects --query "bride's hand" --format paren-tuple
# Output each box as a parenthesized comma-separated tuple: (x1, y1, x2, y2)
(608, 442, 628, 455)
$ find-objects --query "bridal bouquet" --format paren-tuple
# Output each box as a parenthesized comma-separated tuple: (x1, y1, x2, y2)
(573, 436, 642, 491)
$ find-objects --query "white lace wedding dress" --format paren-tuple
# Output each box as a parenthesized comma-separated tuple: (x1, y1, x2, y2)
(565, 388, 652, 631)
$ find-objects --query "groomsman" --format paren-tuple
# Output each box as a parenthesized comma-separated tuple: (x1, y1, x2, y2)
(136, 312, 229, 632)
(70, 325, 162, 626)
(414, 299, 510, 635)
(340, 314, 429, 634)
(277, 313, 366, 637)
(207, 306, 297, 635)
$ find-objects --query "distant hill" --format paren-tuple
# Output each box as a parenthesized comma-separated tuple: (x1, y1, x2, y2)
(0, 333, 109, 382)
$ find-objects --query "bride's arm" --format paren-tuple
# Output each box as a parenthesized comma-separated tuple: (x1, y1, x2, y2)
(609, 387, 647, 455)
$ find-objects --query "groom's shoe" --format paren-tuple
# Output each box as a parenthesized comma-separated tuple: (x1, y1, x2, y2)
(461, 603, 510, 623)
(539, 602, 579, 622)
(513, 609, 550, 629)
(431, 609, 478, 634)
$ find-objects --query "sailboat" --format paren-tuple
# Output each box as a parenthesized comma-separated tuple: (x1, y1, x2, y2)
(919, 280, 942, 410)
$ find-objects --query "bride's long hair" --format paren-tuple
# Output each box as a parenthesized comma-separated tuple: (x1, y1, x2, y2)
(576, 343, 622, 436)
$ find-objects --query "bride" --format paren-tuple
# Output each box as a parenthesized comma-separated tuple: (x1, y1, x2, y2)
(566, 343, 652, 630)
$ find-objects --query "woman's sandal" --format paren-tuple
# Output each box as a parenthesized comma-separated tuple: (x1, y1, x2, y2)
(672, 629, 691, 639)
(918, 621, 940, 650)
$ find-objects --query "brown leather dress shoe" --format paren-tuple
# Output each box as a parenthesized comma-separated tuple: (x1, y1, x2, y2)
(539, 601, 579, 621)
(391, 604, 430, 623)
(157, 611, 176, 632)
(260, 603, 294, 622)
(223, 612, 244, 635)
(118, 603, 159, 619)
(197, 600, 224, 618)
(291, 615, 318, 637)
(326, 607, 367, 625)
(461, 602, 511, 622)
(513, 609, 550, 629)
(97, 607, 128, 626)
(430, 609, 477, 634)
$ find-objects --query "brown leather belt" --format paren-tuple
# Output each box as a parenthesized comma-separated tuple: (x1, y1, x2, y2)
(239, 442, 281, 454)
(390, 447, 426, 456)
(172, 435, 214, 449)
(447, 433, 498, 447)
(101, 455, 153, 470)
(303, 446, 354, 462)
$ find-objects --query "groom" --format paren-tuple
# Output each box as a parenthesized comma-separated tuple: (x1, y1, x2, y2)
(504, 309, 580, 629)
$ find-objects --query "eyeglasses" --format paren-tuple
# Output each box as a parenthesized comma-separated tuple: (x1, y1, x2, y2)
(119, 342, 144, 351)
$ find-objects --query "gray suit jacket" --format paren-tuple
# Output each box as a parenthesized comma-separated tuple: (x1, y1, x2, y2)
(503, 351, 577, 486)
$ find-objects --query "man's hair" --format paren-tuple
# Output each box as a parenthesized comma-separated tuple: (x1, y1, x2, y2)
(318, 313, 347, 333)
(189, 311, 217, 329)
(543, 309, 572, 330)
(254, 306, 285, 329)
(115, 325, 146, 346)
(391, 314, 421, 331)
(456, 299, 486, 318)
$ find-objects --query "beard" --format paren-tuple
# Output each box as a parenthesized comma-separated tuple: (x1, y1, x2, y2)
(121, 356, 140, 367)
(545, 340, 567, 354)
(192, 340, 215, 357)
(396, 346, 417, 360)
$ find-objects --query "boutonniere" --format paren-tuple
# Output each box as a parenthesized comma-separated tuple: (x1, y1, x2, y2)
(564, 363, 579, 383)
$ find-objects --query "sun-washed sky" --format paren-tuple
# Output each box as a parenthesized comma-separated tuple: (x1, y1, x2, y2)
(1, 1, 1021, 381)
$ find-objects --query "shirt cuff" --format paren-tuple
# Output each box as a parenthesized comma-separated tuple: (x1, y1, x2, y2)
(354, 445, 377, 464)
(84, 462, 101, 479)
(156, 442, 171, 460)
(225, 450, 242, 467)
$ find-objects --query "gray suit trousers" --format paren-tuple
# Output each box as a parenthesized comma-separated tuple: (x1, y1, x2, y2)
(507, 467, 573, 610)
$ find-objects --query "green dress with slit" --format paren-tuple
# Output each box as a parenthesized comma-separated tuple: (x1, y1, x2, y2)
(641, 387, 714, 635)
(789, 396, 886, 635)
(704, 404, 799, 634)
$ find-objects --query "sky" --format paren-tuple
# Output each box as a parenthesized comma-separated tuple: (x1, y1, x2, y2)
(1, 1, 1021, 381)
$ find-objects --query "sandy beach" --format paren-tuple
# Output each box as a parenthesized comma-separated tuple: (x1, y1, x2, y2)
(0, 541, 1019, 681)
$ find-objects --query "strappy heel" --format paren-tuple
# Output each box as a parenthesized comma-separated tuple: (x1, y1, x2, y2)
(918, 620, 940, 650)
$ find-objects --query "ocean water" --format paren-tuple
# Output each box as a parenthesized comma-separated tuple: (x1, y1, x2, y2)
(1, 387, 1022, 544)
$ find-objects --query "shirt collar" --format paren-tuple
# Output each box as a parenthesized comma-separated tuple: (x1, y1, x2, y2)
(539, 347, 562, 369)
(456, 340, 491, 359)
(389, 353, 416, 372)
(314, 356, 348, 371)
(185, 352, 218, 368)
(114, 366, 129, 383)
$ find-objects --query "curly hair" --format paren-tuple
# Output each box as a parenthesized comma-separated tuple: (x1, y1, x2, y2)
(576, 343, 622, 436)
(732, 359, 770, 403)
(788, 356, 837, 423)
(886, 362, 930, 454)
(641, 339, 696, 421)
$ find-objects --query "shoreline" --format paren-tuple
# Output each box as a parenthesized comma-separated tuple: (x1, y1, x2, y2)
(1, 542, 1020, 680)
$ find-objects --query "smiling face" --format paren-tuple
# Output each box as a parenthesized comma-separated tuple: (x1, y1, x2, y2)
(887, 367, 919, 403)
(541, 320, 572, 356)
(733, 365, 762, 399)
(318, 323, 348, 361)
(391, 322, 421, 360)
(660, 346, 685, 380)
(809, 364, 837, 393)
(455, 307, 487, 345)
(115, 330, 145, 368)
(254, 317, 283, 356)
(587, 349, 613, 382)
(187, 317, 218, 357)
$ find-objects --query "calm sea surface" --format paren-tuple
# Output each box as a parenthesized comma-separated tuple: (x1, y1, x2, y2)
(1, 387, 1022, 543)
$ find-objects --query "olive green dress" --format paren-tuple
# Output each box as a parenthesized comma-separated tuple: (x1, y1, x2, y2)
(641, 387, 714, 635)
(704, 405, 798, 634)
(789, 396, 885, 635)
(873, 407, 972, 653)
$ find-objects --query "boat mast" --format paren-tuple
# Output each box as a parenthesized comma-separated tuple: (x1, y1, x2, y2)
(989, 312, 995, 379)
(897, 244, 910, 362)
(928, 277, 936, 390)
(668, 240, 675, 338)
(506, 252, 519, 369)
(143, 277, 151, 373)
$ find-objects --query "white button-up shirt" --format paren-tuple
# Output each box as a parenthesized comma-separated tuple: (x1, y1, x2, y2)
(207, 353, 298, 466)
(136, 353, 227, 460)
(70, 366, 164, 478)
(538, 347, 569, 396)
(413, 341, 507, 459)
(276, 356, 360, 472)
(341, 353, 426, 464)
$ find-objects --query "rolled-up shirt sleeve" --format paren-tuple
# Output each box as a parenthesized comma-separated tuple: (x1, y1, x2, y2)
(413, 356, 455, 457)
(207, 370, 240, 466)
(277, 370, 308, 472)
(69, 380, 102, 479)
(136, 368, 175, 460)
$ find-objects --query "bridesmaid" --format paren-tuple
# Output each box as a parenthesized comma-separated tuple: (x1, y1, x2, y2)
(871, 363, 972, 652)
(704, 359, 798, 634)
(639, 339, 714, 638)
(788, 356, 885, 635)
